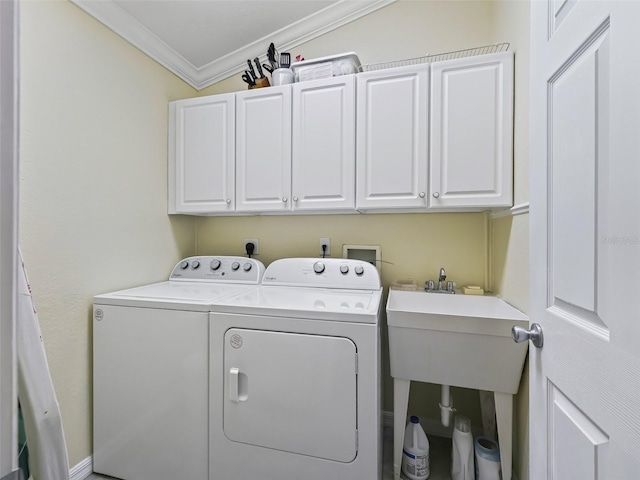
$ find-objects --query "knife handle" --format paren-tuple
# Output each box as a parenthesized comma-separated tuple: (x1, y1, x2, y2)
(254, 58, 264, 78)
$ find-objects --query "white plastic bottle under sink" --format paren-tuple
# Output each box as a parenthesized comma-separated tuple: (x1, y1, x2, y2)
(402, 415, 430, 480)
(451, 415, 475, 480)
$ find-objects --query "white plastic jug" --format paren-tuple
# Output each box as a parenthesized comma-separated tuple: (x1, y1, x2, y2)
(475, 436, 501, 480)
(451, 415, 475, 480)
(402, 415, 430, 480)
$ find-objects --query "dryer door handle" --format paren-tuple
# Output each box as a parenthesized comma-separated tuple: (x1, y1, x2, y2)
(229, 367, 248, 403)
(229, 367, 240, 403)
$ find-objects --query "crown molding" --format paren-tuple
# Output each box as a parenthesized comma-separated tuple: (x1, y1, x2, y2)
(70, 0, 395, 90)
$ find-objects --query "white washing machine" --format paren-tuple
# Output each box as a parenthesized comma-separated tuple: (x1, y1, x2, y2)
(209, 257, 383, 480)
(93, 256, 265, 480)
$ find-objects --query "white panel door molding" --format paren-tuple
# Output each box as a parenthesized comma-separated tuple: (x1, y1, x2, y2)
(530, 1, 640, 478)
(356, 64, 429, 210)
(169, 94, 236, 214)
(430, 52, 514, 209)
(0, 0, 19, 476)
(236, 85, 292, 213)
(292, 75, 356, 212)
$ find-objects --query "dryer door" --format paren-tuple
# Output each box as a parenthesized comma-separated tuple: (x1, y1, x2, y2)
(224, 328, 357, 462)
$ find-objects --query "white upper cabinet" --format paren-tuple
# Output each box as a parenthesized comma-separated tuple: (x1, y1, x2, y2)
(292, 75, 356, 212)
(168, 51, 515, 216)
(356, 64, 429, 211)
(168, 94, 235, 214)
(429, 52, 514, 209)
(235, 85, 292, 213)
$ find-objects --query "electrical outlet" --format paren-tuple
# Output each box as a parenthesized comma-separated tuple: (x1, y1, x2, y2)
(319, 238, 331, 256)
(244, 238, 259, 255)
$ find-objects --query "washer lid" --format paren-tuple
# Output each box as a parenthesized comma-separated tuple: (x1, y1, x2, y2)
(94, 282, 261, 311)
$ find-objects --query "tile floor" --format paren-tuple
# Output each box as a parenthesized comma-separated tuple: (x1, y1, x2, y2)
(87, 428, 454, 480)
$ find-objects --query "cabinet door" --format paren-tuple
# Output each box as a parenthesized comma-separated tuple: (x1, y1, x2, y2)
(356, 64, 429, 210)
(430, 52, 514, 208)
(168, 94, 235, 214)
(292, 76, 356, 212)
(236, 85, 292, 213)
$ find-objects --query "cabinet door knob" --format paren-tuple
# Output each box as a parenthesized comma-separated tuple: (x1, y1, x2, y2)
(226, 199, 231, 204)
(433, 192, 440, 198)
(293, 196, 299, 202)
(419, 192, 426, 198)
(282, 197, 288, 203)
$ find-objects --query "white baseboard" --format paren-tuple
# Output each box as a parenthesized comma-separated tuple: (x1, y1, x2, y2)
(69, 456, 92, 480)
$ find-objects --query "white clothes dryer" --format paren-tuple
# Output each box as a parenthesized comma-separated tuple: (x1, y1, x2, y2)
(209, 258, 383, 480)
(93, 256, 265, 480)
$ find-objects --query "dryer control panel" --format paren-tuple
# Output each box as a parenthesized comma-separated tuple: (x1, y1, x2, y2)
(170, 256, 265, 284)
(263, 258, 381, 290)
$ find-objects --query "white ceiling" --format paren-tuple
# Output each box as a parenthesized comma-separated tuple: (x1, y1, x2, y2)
(71, 0, 394, 90)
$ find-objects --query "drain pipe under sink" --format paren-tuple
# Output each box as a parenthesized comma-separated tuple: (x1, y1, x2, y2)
(439, 385, 456, 427)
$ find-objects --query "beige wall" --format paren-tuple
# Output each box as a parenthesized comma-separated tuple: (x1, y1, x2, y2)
(20, 0, 197, 466)
(490, 1, 531, 479)
(199, 0, 498, 97)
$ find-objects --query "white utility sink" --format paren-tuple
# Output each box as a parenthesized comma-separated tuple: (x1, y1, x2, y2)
(386, 289, 529, 480)
(387, 290, 529, 393)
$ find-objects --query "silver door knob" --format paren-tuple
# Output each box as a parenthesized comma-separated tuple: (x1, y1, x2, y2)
(512, 323, 543, 348)
(226, 199, 231, 204)
(419, 192, 426, 198)
(433, 192, 440, 198)
(282, 197, 288, 203)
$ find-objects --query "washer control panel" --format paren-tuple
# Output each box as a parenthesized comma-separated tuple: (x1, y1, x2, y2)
(170, 256, 265, 284)
(263, 258, 381, 290)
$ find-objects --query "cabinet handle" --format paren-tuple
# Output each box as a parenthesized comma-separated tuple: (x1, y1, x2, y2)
(293, 196, 299, 202)
(226, 199, 231, 205)
(419, 192, 426, 198)
(282, 197, 288, 203)
(433, 192, 440, 199)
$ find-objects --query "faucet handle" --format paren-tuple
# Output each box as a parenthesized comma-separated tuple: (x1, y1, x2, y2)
(425, 280, 435, 291)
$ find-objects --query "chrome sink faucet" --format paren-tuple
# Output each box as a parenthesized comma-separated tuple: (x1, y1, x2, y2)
(425, 267, 455, 294)
(438, 268, 446, 290)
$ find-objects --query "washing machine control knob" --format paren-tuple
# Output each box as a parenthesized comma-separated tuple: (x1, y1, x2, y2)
(243, 262, 252, 272)
(231, 262, 240, 271)
(210, 259, 221, 271)
(179, 261, 189, 270)
(354, 265, 365, 276)
(313, 262, 325, 274)
(191, 261, 200, 269)
(340, 265, 349, 274)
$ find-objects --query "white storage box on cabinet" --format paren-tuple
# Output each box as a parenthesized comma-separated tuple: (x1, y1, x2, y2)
(292, 75, 356, 212)
(168, 94, 235, 214)
(356, 64, 429, 211)
(429, 52, 514, 209)
(235, 85, 292, 213)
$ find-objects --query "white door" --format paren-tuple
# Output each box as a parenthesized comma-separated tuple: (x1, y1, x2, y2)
(236, 85, 292, 213)
(430, 52, 513, 209)
(224, 328, 358, 462)
(292, 75, 356, 212)
(0, 0, 19, 476)
(530, 1, 640, 478)
(169, 94, 236, 214)
(356, 64, 429, 210)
